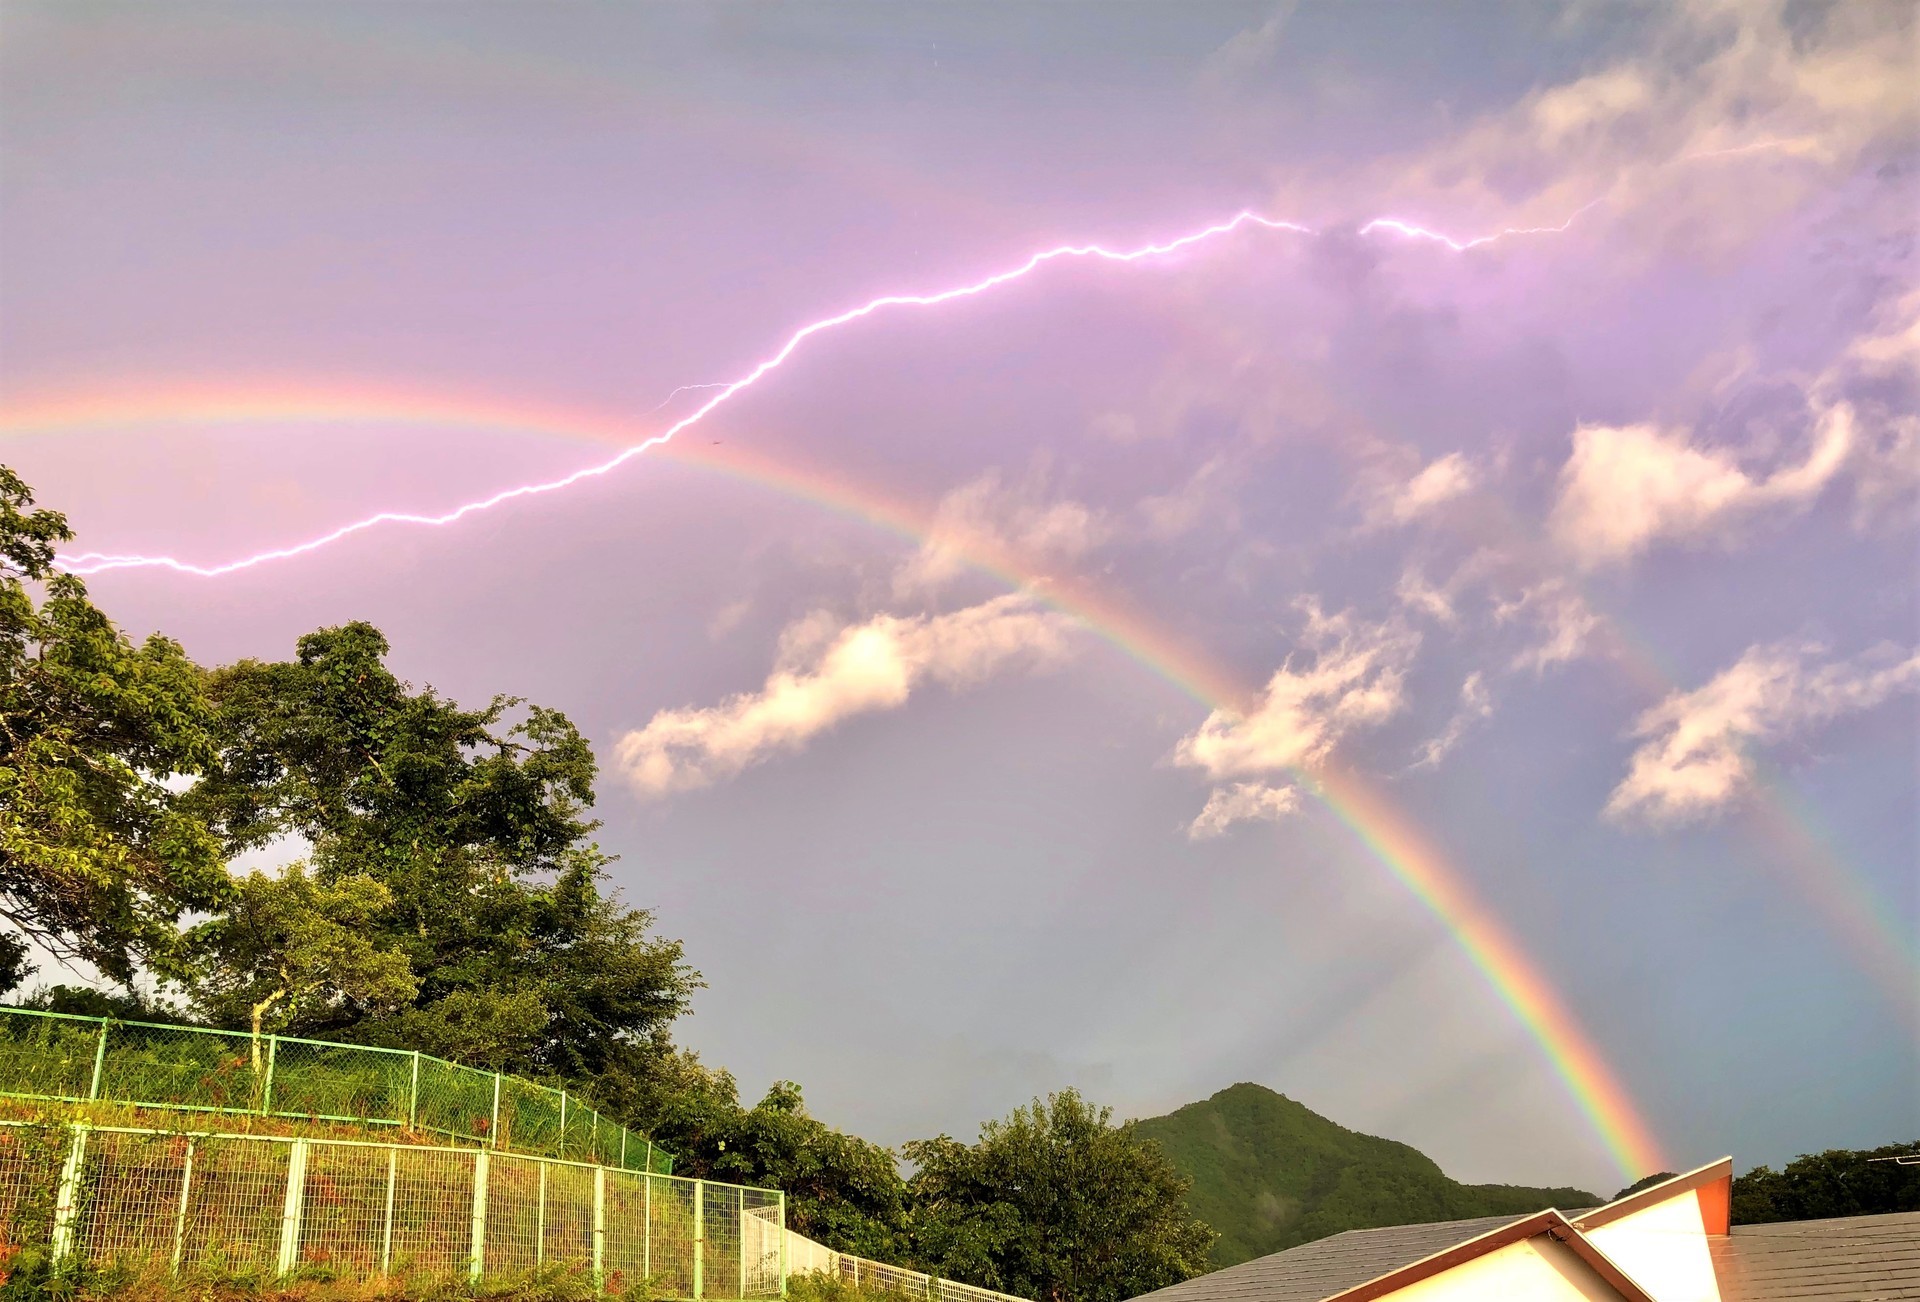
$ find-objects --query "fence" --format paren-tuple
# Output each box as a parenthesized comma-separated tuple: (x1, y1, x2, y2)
(0, 1005, 669, 1173)
(774, 1226, 1030, 1302)
(0, 1118, 782, 1295)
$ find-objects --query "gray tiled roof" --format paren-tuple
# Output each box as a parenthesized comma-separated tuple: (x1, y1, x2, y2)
(1131, 1215, 1530, 1302)
(1712, 1211, 1920, 1301)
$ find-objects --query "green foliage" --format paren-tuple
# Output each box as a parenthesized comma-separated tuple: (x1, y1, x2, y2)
(0, 465, 227, 985)
(185, 622, 698, 1087)
(905, 1089, 1216, 1302)
(1611, 1171, 1679, 1201)
(782, 1271, 922, 1302)
(1731, 1140, 1920, 1224)
(184, 867, 419, 1048)
(1130, 1083, 1599, 1267)
(638, 1063, 909, 1260)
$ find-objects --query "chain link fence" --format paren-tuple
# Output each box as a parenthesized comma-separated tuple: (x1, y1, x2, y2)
(0, 1006, 669, 1173)
(0, 1119, 782, 1296)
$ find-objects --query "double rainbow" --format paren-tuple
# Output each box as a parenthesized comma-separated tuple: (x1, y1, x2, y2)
(2, 381, 1669, 1180)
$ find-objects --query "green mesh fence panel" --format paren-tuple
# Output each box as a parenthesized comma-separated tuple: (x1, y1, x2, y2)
(542, 1160, 596, 1271)
(0, 1007, 668, 1173)
(266, 1037, 411, 1127)
(0, 1120, 788, 1297)
(99, 1021, 261, 1113)
(0, 1014, 98, 1101)
(299, 1141, 389, 1276)
(178, 1135, 290, 1276)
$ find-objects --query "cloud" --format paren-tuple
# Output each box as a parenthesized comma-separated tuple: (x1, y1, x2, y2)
(1605, 641, 1920, 825)
(1199, 2, 1296, 92)
(895, 466, 1111, 598)
(1368, 1, 1917, 259)
(1173, 602, 1419, 779)
(1548, 407, 1853, 568)
(1395, 567, 1462, 628)
(1365, 453, 1478, 530)
(1410, 673, 1494, 770)
(1187, 782, 1302, 840)
(616, 595, 1077, 795)
(1498, 579, 1603, 673)
(1138, 455, 1239, 541)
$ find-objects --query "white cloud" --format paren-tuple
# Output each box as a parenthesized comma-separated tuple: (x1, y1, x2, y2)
(1410, 673, 1494, 770)
(1173, 602, 1419, 779)
(616, 595, 1077, 795)
(1366, 453, 1478, 530)
(1832, 291, 1920, 532)
(895, 467, 1111, 598)
(1395, 567, 1461, 628)
(1369, 1, 1917, 261)
(1548, 407, 1853, 568)
(1498, 579, 1604, 673)
(1139, 455, 1238, 541)
(1606, 640, 1920, 825)
(1187, 782, 1302, 840)
(1199, 2, 1296, 92)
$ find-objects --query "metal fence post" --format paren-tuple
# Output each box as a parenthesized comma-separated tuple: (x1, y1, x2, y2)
(558, 1089, 568, 1159)
(643, 1172, 652, 1281)
(693, 1179, 705, 1301)
(592, 1164, 607, 1287)
(408, 1052, 421, 1130)
(170, 1137, 197, 1272)
(382, 1147, 397, 1274)
(469, 1148, 490, 1283)
(739, 1189, 748, 1299)
(778, 1191, 787, 1298)
(277, 1138, 310, 1277)
(262, 1035, 278, 1114)
(49, 1124, 88, 1263)
(536, 1160, 548, 1268)
(490, 1071, 502, 1148)
(87, 1023, 108, 1100)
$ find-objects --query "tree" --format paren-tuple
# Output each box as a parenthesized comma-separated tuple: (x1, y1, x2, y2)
(904, 1090, 1217, 1302)
(185, 621, 697, 1086)
(183, 866, 419, 1069)
(0, 466, 227, 984)
(648, 1071, 911, 1260)
(1732, 1141, 1920, 1224)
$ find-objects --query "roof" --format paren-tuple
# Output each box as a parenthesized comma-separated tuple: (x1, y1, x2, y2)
(1712, 1210, 1920, 1301)
(1132, 1215, 1534, 1302)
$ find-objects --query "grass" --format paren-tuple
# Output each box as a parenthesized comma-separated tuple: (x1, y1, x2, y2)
(0, 1256, 670, 1301)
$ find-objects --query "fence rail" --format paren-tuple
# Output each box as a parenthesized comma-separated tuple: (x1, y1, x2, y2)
(777, 1227, 1030, 1302)
(0, 1119, 779, 1296)
(0, 1005, 669, 1173)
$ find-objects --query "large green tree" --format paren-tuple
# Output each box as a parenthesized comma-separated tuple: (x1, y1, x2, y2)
(905, 1090, 1216, 1302)
(644, 1067, 911, 1260)
(1732, 1141, 1920, 1223)
(183, 866, 420, 1066)
(186, 621, 697, 1084)
(0, 466, 226, 986)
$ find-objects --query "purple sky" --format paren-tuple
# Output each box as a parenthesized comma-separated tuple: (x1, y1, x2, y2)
(3, 1, 1915, 1194)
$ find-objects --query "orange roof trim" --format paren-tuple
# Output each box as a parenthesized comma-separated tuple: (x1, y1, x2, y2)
(1573, 1157, 1735, 1234)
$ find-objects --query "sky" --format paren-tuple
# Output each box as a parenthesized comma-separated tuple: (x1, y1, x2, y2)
(1, 1, 1915, 1197)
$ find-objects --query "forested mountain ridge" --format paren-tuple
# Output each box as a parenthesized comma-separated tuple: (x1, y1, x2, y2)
(1133, 1083, 1598, 1267)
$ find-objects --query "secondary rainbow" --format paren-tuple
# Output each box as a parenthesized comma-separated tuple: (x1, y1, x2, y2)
(1, 382, 1669, 1180)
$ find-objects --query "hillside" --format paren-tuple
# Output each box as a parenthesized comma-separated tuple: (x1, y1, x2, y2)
(1132, 1083, 1598, 1267)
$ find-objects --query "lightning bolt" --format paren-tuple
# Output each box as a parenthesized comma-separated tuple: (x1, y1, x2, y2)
(58, 205, 1586, 578)
(640, 382, 731, 415)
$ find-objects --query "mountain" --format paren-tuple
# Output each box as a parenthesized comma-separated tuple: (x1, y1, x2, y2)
(1132, 1083, 1599, 1267)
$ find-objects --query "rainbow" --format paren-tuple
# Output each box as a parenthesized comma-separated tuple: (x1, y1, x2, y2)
(0, 381, 1670, 1179)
